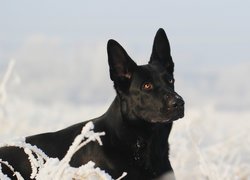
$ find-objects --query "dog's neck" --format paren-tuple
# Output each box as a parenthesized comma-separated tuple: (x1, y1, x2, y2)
(104, 96, 156, 138)
(104, 96, 171, 151)
(102, 96, 172, 174)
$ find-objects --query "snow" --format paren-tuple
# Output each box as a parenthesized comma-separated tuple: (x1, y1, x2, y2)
(169, 107, 250, 179)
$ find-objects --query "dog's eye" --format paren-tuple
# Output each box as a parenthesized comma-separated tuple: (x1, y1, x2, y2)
(169, 79, 175, 84)
(142, 82, 153, 90)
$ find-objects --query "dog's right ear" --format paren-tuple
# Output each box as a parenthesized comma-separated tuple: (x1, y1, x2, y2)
(149, 28, 174, 74)
(107, 39, 137, 90)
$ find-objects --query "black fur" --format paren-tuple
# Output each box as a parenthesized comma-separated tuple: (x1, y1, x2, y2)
(0, 28, 184, 180)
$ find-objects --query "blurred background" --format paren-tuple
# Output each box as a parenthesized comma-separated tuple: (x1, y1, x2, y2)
(0, 0, 250, 179)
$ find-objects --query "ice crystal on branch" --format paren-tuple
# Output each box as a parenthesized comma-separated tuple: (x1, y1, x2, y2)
(0, 122, 126, 180)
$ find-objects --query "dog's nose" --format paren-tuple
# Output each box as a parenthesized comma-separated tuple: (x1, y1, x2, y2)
(167, 94, 184, 108)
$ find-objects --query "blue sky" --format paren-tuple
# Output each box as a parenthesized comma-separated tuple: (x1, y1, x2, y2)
(0, 0, 250, 109)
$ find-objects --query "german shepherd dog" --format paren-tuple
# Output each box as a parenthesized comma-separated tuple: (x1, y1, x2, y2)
(0, 28, 184, 180)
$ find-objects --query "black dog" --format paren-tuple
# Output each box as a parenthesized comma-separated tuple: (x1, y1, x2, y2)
(0, 28, 184, 180)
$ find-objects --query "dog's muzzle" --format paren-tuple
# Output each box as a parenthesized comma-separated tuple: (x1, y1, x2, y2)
(167, 94, 184, 109)
(166, 93, 185, 120)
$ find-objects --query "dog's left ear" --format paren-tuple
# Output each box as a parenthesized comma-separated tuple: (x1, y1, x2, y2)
(107, 39, 137, 91)
(149, 28, 174, 74)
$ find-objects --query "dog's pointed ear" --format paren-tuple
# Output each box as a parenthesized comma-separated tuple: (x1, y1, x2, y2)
(149, 28, 174, 74)
(107, 39, 137, 84)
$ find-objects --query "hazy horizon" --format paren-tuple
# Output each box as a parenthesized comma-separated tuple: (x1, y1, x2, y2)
(1, 1, 250, 110)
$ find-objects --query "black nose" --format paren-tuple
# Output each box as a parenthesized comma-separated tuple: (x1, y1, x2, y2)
(168, 95, 184, 108)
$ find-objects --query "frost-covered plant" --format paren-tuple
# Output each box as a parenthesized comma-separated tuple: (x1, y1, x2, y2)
(35, 121, 108, 180)
(0, 122, 126, 180)
(0, 59, 16, 121)
(0, 60, 15, 105)
(0, 159, 24, 180)
(0, 137, 48, 180)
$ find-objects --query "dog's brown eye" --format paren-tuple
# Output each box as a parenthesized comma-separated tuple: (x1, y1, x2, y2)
(142, 82, 153, 90)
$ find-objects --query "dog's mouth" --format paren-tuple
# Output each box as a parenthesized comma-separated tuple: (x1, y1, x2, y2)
(150, 106, 184, 123)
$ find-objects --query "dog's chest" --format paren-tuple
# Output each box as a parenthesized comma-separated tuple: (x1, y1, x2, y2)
(126, 135, 167, 178)
(132, 136, 147, 162)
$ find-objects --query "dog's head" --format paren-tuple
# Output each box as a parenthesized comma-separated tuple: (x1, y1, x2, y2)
(107, 28, 184, 123)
